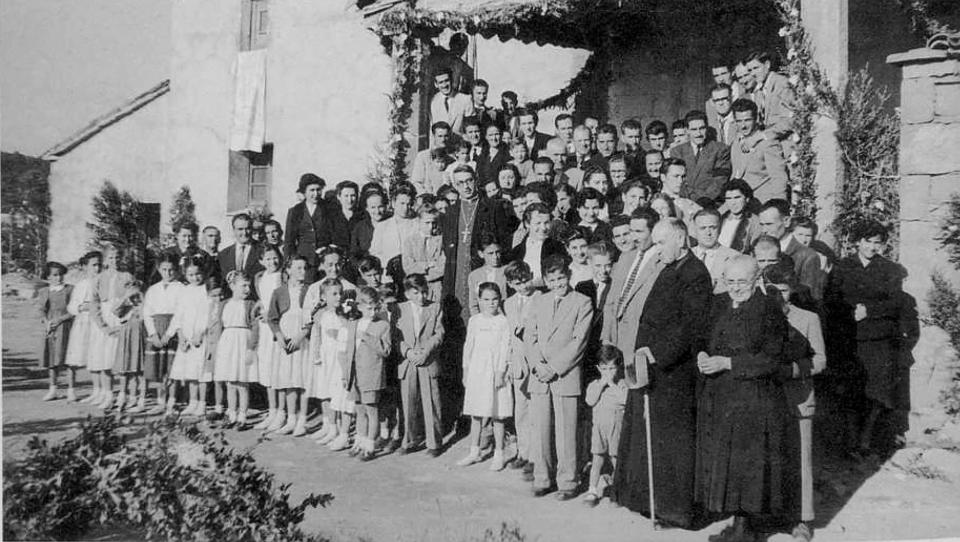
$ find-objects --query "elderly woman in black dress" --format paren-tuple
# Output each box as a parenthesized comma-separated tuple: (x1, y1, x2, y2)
(695, 255, 796, 542)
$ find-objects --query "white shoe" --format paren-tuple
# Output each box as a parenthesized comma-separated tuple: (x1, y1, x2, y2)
(99, 393, 114, 411)
(183, 401, 197, 416)
(127, 397, 145, 413)
(255, 410, 275, 430)
(318, 426, 339, 445)
(275, 417, 297, 435)
(456, 446, 482, 467)
(266, 412, 286, 432)
(226, 410, 238, 424)
(237, 411, 248, 426)
(327, 434, 350, 451)
(292, 416, 307, 437)
(115, 393, 127, 412)
(126, 394, 139, 409)
(42, 387, 57, 401)
(79, 389, 96, 404)
(147, 401, 165, 415)
(66, 389, 78, 403)
(489, 451, 506, 471)
(312, 424, 331, 441)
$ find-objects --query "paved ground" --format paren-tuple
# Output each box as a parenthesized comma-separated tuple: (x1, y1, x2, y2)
(4, 294, 960, 541)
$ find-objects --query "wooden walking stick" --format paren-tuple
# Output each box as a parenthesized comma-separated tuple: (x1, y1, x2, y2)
(644, 390, 657, 529)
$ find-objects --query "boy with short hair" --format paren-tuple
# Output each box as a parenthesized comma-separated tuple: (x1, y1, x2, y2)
(396, 274, 445, 456)
(503, 261, 541, 479)
(402, 206, 446, 301)
(524, 255, 593, 499)
(468, 233, 507, 316)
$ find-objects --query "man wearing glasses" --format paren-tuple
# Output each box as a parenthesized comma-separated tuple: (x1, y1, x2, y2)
(707, 84, 737, 145)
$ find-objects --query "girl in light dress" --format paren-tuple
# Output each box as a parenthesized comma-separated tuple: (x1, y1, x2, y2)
(67, 251, 102, 402)
(168, 262, 211, 416)
(140, 254, 183, 414)
(457, 282, 514, 471)
(254, 246, 284, 430)
(88, 245, 134, 410)
(266, 255, 312, 436)
(37, 262, 74, 402)
(308, 278, 354, 451)
(111, 280, 146, 412)
(213, 271, 260, 428)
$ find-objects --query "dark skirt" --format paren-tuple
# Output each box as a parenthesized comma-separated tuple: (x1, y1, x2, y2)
(144, 314, 176, 381)
(40, 321, 72, 369)
(857, 338, 899, 409)
(114, 318, 145, 375)
(694, 375, 797, 518)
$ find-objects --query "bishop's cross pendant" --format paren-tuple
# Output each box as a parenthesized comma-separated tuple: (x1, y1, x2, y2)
(461, 228, 472, 243)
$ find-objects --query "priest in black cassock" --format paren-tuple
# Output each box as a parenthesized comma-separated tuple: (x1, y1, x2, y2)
(438, 164, 517, 431)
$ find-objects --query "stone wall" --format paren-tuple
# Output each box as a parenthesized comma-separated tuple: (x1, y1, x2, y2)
(888, 48, 960, 303)
(47, 94, 169, 264)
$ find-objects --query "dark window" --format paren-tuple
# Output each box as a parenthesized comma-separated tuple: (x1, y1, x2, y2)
(227, 143, 273, 213)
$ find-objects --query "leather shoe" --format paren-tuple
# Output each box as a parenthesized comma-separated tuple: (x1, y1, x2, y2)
(426, 448, 441, 458)
(397, 446, 412, 455)
(555, 490, 577, 501)
(532, 486, 555, 498)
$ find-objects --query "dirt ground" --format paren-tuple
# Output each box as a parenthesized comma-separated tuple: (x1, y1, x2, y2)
(4, 294, 960, 542)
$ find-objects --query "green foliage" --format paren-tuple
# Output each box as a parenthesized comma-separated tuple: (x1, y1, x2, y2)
(168, 185, 197, 235)
(86, 181, 159, 281)
(831, 69, 901, 257)
(937, 193, 960, 270)
(3, 417, 331, 541)
(928, 272, 960, 357)
(1, 152, 50, 273)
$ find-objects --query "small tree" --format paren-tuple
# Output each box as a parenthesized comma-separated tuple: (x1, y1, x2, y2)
(831, 68, 901, 257)
(168, 185, 197, 239)
(87, 181, 157, 282)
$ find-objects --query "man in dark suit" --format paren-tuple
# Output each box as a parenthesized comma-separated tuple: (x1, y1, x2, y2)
(475, 124, 511, 186)
(575, 241, 614, 381)
(283, 173, 331, 282)
(758, 199, 824, 301)
(669, 110, 732, 203)
(516, 108, 552, 161)
(218, 212, 264, 297)
(583, 124, 619, 172)
(612, 217, 713, 528)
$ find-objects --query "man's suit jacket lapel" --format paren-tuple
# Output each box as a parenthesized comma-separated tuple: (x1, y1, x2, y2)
(618, 250, 665, 319)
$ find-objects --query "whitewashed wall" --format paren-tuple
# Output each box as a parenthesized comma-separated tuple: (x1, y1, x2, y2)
(268, 3, 392, 211)
(167, 0, 238, 237)
(47, 94, 170, 263)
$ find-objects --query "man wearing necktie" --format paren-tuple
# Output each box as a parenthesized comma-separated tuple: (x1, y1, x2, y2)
(668, 110, 731, 204)
(430, 68, 473, 134)
(218, 213, 264, 299)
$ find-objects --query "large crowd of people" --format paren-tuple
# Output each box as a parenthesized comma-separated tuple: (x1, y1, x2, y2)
(35, 50, 918, 542)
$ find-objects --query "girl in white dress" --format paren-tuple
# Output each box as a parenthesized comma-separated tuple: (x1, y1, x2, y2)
(457, 282, 514, 470)
(67, 251, 102, 403)
(214, 271, 260, 427)
(167, 262, 210, 416)
(88, 245, 134, 410)
(254, 246, 284, 430)
(266, 256, 311, 436)
(307, 278, 353, 450)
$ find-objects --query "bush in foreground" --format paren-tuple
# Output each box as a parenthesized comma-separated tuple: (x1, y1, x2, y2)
(3, 417, 331, 541)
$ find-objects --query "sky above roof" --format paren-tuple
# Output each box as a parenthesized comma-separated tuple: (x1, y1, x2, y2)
(0, 0, 171, 156)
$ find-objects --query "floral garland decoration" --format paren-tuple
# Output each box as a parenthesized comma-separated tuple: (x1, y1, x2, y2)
(368, 31, 423, 194)
(773, 0, 835, 221)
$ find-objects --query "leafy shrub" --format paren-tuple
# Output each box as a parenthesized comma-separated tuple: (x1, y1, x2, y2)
(86, 181, 161, 283)
(937, 193, 960, 270)
(168, 185, 198, 237)
(831, 68, 901, 257)
(3, 417, 331, 541)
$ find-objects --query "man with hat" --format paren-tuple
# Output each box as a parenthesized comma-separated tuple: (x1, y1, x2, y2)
(283, 173, 332, 282)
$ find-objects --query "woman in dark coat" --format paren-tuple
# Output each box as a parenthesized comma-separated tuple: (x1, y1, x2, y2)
(695, 255, 796, 542)
(825, 220, 904, 455)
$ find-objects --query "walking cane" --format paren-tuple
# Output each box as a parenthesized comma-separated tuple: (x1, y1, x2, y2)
(644, 390, 657, 530)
